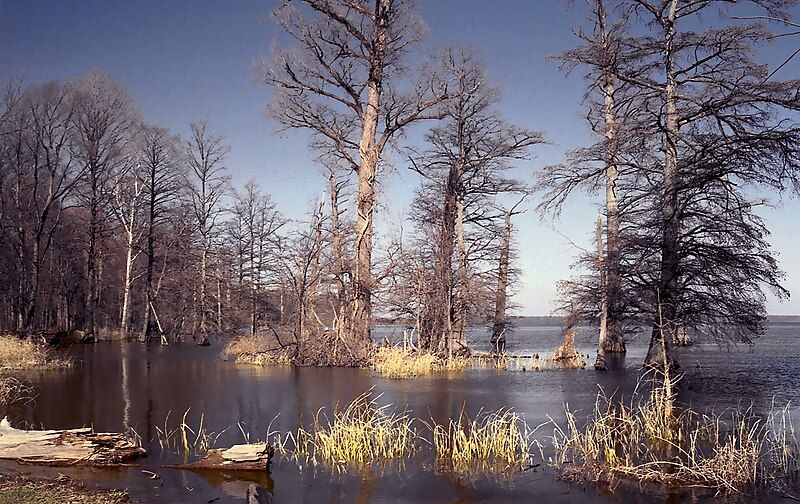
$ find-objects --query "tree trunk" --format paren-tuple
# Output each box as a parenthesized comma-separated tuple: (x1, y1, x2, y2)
(120, 221, 135, 334)
(492, 212, 512, 353)
(351, 0, 389, 346)
(198, 236, 209, 345)
(601, 41, 625, 355)
(143, 172, 156, 341)
(453, 192, 468, 352)
(645, 1, 680, 369)
(85, 167, 99, 339)
(595, 214, 609, 370)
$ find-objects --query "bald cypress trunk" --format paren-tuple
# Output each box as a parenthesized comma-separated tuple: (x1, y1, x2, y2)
(645, 0, 679, 369)
(492, 211, 512, 353)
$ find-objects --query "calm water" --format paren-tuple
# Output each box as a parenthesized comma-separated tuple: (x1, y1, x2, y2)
(1, 324, 798, 503)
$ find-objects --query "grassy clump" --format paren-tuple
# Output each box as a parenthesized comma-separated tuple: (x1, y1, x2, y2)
(0, 376, 32, 404)
(551, 373, 800, 493)
(222, 333, 294, 366)
(0, 335, 70, 371)
(155, 408, 229, 460)
(370, 346, 468, 379)
(0, 474, 132, 504)
(431, 408, 536, 476)
(276, 391, 417, 470)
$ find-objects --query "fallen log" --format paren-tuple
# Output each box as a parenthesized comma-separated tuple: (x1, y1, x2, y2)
(169, 442, 274, 471)
(0, 418, 145, 466)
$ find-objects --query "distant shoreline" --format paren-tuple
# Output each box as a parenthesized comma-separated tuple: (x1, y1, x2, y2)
(376, 315, 800, 327)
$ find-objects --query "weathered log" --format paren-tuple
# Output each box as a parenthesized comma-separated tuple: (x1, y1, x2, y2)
(171, 442, 273, 471)
(0, 418, 145, 466)
(246, 483, 274, 504)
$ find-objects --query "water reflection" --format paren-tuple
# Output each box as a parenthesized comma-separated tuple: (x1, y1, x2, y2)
(0, 324, 797, 502)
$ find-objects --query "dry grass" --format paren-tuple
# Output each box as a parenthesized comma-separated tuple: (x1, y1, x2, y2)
(0, 335, 70, 371)
(430, 408, 537, 476)
(370, 345, 468, 379)
(469, 352, 587, 372)
(155, 408, 230, 460)
(222, 333, 294, 366)
(0, 376, 32, 404)
(275, 391, 417, 470)
(551, 372, 800, 493)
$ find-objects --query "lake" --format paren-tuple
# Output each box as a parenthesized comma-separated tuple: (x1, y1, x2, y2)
(1, 323, 798, 503)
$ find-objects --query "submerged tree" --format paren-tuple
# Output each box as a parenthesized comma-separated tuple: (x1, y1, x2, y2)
(539, 0, 647, 370)
(260, 0, 453, 349)
(408, 49, 543, 357)
(545, 0, 800, 369)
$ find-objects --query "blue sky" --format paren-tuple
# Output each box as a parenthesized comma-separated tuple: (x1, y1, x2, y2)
(2, 0, 799, 315)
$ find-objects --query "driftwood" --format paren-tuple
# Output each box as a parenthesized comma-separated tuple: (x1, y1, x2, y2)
(170, 443, 274, 471)
(0, 418, 145, 466)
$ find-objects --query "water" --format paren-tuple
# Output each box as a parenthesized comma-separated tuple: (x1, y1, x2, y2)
(1, 324, 799, 503)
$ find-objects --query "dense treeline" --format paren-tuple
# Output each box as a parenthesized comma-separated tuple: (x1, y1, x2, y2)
(1, 0, 798, 370)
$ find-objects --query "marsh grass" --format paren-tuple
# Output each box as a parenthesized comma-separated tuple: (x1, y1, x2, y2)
(275, 391, 417, 471)
(0, 335, 70, 371)
(155, 408, 230, 460)
(428, 408, 538, 477)
(551, 372, 800, 493)
(370, 346, 468, 379)
(469, 352, 587, 372)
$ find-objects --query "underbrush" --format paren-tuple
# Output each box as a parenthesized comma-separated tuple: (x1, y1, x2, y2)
(0, 335, 71, 371)
(551, 372, 800, 493)
(221, 333, 294, 366)
(370, 346, 468, 379)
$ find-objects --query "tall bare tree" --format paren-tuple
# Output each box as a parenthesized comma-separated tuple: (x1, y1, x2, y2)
(187, 121, 230, 346)
(409, 49, 543, 356)
(69, 71, 138, 339)
(261, 0, 454, 346)
(136, 124, 183, 341)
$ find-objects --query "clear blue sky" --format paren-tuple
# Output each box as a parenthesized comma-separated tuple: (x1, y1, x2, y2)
(2, 0, 799, 315)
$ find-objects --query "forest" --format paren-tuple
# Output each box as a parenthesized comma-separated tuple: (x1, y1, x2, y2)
(2, 0, 800, 373)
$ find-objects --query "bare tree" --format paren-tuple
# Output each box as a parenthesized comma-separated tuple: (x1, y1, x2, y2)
(260, 0, 454, 346)
(409, 49, 543, 356)
(69, 71, 138, 339)
(136, 124, 184, 341)
(491, 194, 528, 353)
(230, 180, 285, 335)
(109, 155, 145, 334)
(187, 121, 230, 346)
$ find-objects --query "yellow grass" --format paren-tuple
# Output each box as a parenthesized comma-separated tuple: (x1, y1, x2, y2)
(430, 408, 536, 476)
(551, 372, 800, 493)
(275, 391, 417, 470)
(0, 335, 70, 371)
(370, 346, 468, 379)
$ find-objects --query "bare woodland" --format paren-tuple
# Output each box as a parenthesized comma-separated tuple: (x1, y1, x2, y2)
(1, 0, 799, 369)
